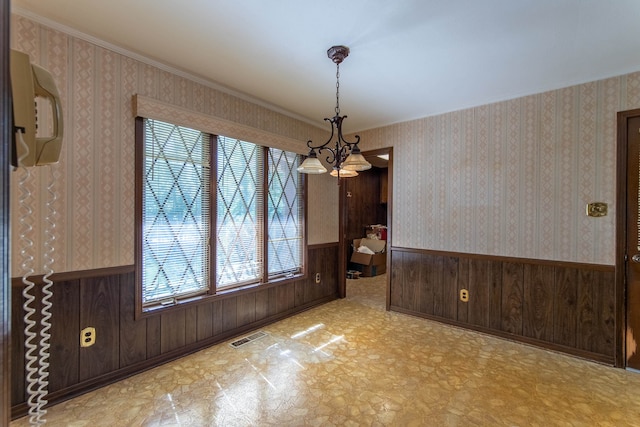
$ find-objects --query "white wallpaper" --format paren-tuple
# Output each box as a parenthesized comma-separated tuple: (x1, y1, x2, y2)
(359, 74, 640, 265)
(10, 14, 336, 274)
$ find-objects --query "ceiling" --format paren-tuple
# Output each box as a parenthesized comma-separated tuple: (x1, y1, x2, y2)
(12, 0, 640, 133)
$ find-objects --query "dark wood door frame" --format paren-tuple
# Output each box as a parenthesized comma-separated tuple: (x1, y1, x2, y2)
(338, 147, 393, 306)
(617, 108, 640, 369)
(338, 179, 346, 298)
(1, 0, 12, 423)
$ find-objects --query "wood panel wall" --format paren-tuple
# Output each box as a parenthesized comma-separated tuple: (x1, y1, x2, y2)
(345, 167, 387, 243)
(390, 247, 617, 364)
(10, 243, 339, 418)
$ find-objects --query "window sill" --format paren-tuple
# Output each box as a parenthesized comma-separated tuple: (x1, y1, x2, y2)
(138, 273, 307, 319)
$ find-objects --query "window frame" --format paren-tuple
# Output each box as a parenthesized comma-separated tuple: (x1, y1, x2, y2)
(135, 117, 308, 318)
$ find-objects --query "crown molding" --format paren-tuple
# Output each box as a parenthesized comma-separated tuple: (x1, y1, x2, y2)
(11, 6, 324, 130)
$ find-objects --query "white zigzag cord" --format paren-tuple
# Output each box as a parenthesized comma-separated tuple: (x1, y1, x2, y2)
(17, 131, 43, 426)
(16, 130, 50, 426)
(36, 165, 56, 424)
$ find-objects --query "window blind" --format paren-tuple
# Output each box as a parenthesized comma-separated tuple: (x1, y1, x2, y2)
(267, 148, 304, 278)
(216, 136, 264, 289)
(142, 119, 210, 305)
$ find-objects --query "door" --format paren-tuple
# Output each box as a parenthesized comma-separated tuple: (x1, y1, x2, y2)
(622, 110, 640, 370)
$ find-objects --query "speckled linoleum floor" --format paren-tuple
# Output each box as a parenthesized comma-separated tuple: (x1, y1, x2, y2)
(12, 274, 640, 426)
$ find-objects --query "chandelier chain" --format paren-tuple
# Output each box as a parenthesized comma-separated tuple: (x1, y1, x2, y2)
(335, 63, 340, 115)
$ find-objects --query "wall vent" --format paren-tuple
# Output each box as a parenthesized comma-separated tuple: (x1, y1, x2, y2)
(229, 331, 268, 349)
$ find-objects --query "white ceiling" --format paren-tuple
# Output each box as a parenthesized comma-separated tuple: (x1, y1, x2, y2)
(12, 0, 640, 133)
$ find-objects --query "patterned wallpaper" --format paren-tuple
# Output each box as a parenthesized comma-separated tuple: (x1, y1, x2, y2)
(359, 73, 640, 265)
(10, 14, 337, 274)
(13, 14, 640, 272)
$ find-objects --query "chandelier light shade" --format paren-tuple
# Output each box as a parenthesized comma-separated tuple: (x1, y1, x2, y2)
(340, 144, 371, 171)
(297, 149, 327, 174)
(297, 45, 371, 178)
(330, 168, 358, 178)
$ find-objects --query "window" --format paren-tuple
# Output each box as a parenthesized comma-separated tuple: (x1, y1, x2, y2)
(215, 138, 304, 290)
(267, 148, 304, 279)
(216, 136, 263, 289)
(139, 119, 212, 306)
(136, 118, 305, 311)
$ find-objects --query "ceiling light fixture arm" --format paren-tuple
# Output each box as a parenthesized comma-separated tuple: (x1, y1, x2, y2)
(306, 114, 361, 169)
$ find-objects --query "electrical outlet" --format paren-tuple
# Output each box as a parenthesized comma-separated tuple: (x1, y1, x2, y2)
(459, 289, 469, 302)
(315, 273, 321, 284)
(81, 327, 96, 347)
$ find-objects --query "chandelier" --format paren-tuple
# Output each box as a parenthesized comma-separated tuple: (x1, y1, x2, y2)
(297, 45, 371, 178)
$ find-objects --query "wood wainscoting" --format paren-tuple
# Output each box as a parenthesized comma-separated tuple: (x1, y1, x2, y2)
(10, 243, 339, 419)
(389, 247, 617, 365)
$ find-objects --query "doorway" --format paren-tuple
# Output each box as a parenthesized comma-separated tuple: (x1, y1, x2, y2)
(338, 147, 392, 306)
(617, 109, 640, 370)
